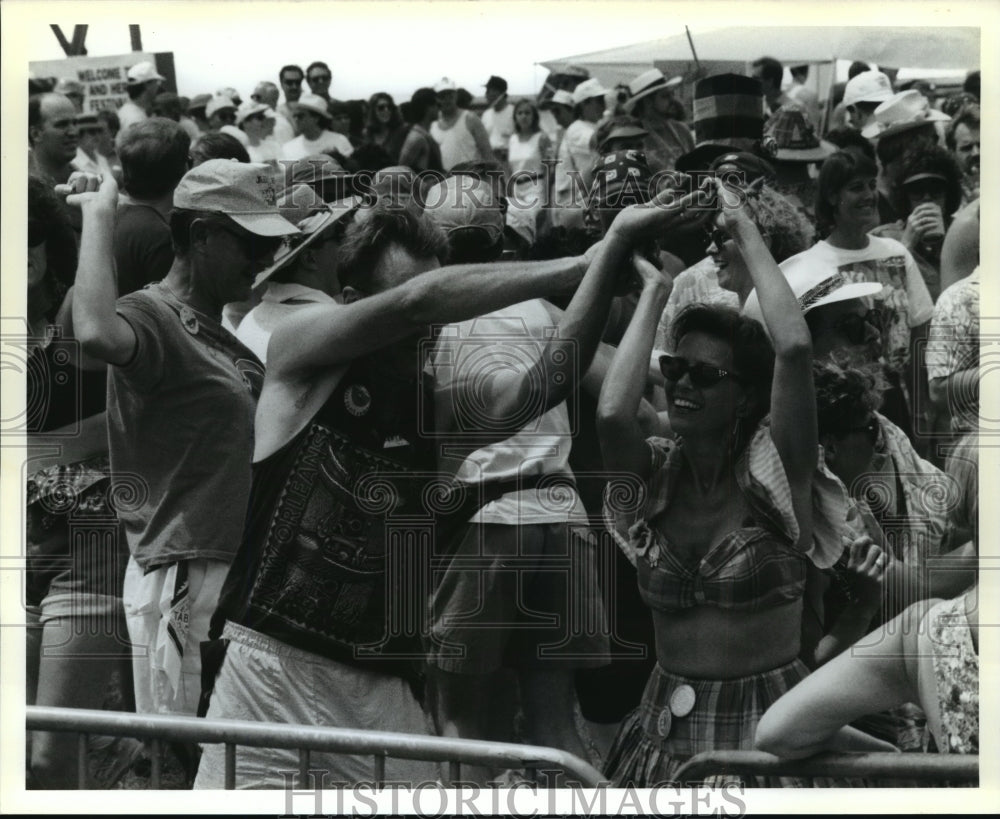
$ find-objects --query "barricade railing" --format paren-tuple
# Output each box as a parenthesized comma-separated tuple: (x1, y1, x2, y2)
(671, 749, 979, 784)
(26, 706, 604, 789)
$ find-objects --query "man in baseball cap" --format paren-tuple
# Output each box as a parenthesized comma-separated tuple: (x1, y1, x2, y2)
(842, 70, 895, 131)
(59, 159, 298, 733)
(116, 61, 166, 145)
(552, 78, 607, 228)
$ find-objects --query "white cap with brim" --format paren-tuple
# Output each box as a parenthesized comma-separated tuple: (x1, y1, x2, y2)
(742, 255, 884, 326)
(173, 159, 301, 238)
(572, 78, 607, 106)
(293, 94, 332, 121)
(206, 95, 238, 119)
(127, 61, 166, 85)
(252, 197, 362, 288)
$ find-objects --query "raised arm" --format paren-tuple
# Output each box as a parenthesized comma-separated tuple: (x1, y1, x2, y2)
(720, 179, 815, 547)
(59, 172, 138, 366)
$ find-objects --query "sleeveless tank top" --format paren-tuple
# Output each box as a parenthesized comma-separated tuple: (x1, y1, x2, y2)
(508, 132, 544, 176)
(431, 110, 481, 171)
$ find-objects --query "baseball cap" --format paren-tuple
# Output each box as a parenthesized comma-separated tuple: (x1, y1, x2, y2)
(127, 61, 166, 85)
(743, 255, 884, 326)
(550, 90, 575, 108)
(206, 95, 237, 119)
(434, 77, 458, 93)
(422, 175, 504, 245)
(54, 77, 85, 97)
(173, 159, 300, 238)
(572, 78, 607, 106)
(842, 71, 894, 108)
(188, 93, 212, 113)
(590, 150, 654, 205)
(253, 197, 362, 288)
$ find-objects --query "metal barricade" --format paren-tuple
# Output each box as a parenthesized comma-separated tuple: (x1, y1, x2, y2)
(672, 749, 979, 784)
(26, 706, 605, 789)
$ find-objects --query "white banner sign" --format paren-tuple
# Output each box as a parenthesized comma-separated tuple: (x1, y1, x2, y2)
(30, 52, 159, 113)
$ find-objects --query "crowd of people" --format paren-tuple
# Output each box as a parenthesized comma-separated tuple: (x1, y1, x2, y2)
(24, 50, 981, 790)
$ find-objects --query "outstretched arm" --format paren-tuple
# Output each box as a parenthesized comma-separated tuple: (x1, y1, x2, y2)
(755, 601, 928, 759)
(60, 172, 138, 366)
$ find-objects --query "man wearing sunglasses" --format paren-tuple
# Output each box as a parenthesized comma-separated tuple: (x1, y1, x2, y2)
(277, 64, 304, 130)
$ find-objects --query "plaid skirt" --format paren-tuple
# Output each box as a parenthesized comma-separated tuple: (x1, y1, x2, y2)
(604, 659, 834, 788)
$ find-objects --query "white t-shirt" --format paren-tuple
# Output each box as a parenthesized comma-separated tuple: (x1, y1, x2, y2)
(246, 137, 282, 165)
(281, 130, 354, 161)
(430, 110, 483, 171)
(782, 235, 934, 373)
(430, 299, 586, 524)
(553, 119, 596, 207)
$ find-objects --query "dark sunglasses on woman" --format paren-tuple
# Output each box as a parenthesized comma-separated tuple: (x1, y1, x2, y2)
(659, 353, 740, 388)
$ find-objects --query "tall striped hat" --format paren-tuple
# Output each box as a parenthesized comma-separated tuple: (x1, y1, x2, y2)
(676, 73, 767, 172)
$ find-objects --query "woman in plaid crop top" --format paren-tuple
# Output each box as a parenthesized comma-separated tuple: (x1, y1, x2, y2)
(597, 178, 866, 786)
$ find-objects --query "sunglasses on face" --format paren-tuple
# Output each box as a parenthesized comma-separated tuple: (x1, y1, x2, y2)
(211, 221, 285, 258)
(659, 353, 740, 388)
(705, 226, 729, 250)
(833, 307, 884, 345)
(376, 103, 391, 111)
(283, 78, 303, 86)
(309, 74, 331, 83)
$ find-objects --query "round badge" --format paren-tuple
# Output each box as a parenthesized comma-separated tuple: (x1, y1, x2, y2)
(179, 306, 199, 335)
(656, 708, 672, 738)
(344, 384, 372, 417)
(669, 684, 696, 718)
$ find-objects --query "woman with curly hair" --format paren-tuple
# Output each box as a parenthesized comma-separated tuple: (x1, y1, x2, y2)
(655, 181, 814, 348)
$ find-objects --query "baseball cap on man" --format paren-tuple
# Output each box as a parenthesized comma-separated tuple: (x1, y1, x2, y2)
(742, 255, 883, 326)
(434, 77, 458, 93)
(550, 90, 575, 108)
(236, 100, 271, 125)
(422, 175, 504, 245)
(842, 71, 894, 108)
(590, 149, 654, 205)
(127, 61, 166, 85)
(54, 77, 85, 97)
(572, 78, 607, 106)
(173, 159, 300, 237)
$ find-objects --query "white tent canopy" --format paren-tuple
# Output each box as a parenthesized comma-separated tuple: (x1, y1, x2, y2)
(539, 26, 980, 90)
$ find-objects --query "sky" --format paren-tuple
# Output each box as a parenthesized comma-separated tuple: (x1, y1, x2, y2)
(19, 2, 715, 102)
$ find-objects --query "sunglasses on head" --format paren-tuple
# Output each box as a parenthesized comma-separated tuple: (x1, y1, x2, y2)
(834, 307, 884, 346)
(659, 353, 740, 388)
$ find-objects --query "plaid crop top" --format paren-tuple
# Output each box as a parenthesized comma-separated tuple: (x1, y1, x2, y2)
(604, 424, 846, 613)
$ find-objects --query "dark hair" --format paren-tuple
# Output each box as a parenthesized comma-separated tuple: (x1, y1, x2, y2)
(328, 99, 350, 117)
(279, 64, 304, 82)
(945, 103, 980, 151)
(28, 174, 77, 292)
(96, 108, 121, 137)
(752, 57, 783, 89)
(823, 126, 876, 161)
(512, 98, 540, 135)
(790, 65, 809, 80)
(119, 118, 191, 199)
(409, 88, 438, 123)
(963, 70, 980, 100)
(899, 145, 963, 217)
(815, 150, 878, 234)
(306, 61, 331, 78)
(168, 208, 202, 255)
(671, 303, 776, 442)
(444, 227, 504, 264)
(28, 93, 45, 133)
(337, 199, 449, 292)
(190, 132, 251, 165)
(366, 92, 402, 134)
(874, 122, 938, 167)
(455, 88, 473, 109)
(127, 81, 152, 101)
(847, 61, 872, 80)
(813, 361, 885, 438)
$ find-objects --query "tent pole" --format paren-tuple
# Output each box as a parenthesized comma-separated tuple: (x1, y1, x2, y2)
(685, 26, 702, 74)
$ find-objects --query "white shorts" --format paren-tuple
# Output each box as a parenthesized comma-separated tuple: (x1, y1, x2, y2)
(123, 556, 229, 716)
(194, 622, 441, 789)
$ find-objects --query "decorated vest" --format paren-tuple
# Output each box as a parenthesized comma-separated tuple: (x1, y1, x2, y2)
(213, 354, 486, 680)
